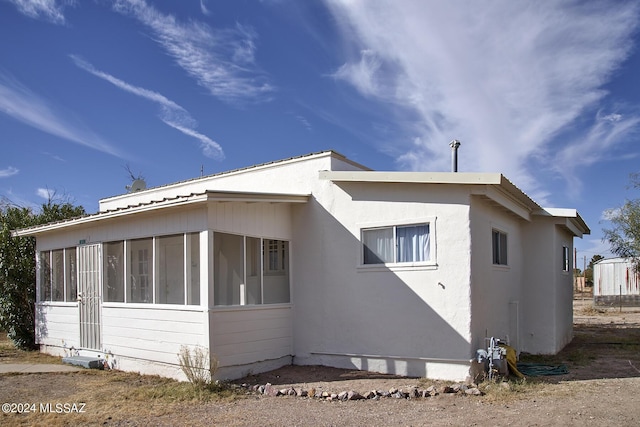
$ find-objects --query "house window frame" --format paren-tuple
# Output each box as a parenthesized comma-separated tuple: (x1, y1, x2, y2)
(562, 245, 570, 273)
(213, 231, 291, 307)
(264, 239, 288, 275)
(492, 228, 508, 266)
(102, 232, 202, 307)
(37, 247, 78, 304)
(358, 217, 437, 270)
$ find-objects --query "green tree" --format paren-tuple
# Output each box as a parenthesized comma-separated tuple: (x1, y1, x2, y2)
(0, 197, 85, 349)
(584, 254, 604, 286)
(603, 173, 640, 272)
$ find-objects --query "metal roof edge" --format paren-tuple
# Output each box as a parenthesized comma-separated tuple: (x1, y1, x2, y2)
(536, 208, 591, 235)
(101, 150, 349, 204)
(320, 170, 504, 185)
(13, 190, 310, 237)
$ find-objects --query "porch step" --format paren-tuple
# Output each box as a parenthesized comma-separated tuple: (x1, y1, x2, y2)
(62, 356, 104, 370)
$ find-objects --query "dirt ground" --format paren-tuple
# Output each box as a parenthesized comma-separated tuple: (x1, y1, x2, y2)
(1, 293, 639, 426)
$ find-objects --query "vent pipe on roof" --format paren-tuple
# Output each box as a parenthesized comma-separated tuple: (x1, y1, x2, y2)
(449, 139, 461, 172)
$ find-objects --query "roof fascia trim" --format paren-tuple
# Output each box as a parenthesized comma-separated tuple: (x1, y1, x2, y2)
(320, 170, 503, 184)
(13, 191, 309, 237)
(472, 185, 533, 221)
(536, 208, 591, 236)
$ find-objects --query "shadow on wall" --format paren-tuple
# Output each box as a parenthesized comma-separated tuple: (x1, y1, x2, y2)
(291, 185, 471, 379)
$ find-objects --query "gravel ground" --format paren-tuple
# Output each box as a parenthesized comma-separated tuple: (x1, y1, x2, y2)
(2, 297, 640, 426)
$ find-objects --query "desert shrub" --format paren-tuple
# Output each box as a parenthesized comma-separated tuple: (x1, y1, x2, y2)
(178, 345, 218, 389)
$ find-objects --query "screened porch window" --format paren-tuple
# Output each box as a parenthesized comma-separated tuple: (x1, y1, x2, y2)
(104, 241, 124, 302)
(156, 234, 184, 305)
(362, 224, 430, 265)
(104, 233, 200, 305)
(128, 238, 153, 303)
(214, 232, 290, 306)
(38, 247, 78, 302)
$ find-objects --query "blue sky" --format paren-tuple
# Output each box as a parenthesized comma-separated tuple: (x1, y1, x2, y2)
(1, 0, 640, 263)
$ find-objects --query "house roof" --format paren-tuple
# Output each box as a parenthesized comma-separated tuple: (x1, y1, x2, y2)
(101, 150, 368, 205)
(320, 170, 590, 236)
(13, 151, 589, 238)
(12, 190, 309, 237)
(321, 170, 539, 214)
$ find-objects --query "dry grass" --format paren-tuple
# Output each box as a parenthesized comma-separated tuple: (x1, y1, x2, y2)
(578, 305, 606, 315)
(0, 332, 62, 365)
(2, 301, 640, 425)
(0, 331, 242, 426)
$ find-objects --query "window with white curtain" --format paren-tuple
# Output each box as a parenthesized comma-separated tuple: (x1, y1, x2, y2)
(362, 223, 430, 265)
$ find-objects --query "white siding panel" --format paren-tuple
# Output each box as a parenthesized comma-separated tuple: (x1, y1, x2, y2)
(213, 325, 291, 346)
(210, 307, 292, 367)
(208, 202, 292, 239)
(214, 338, 293, 366)
(102, 306, 208, 366)
(35, 304, 79, 349)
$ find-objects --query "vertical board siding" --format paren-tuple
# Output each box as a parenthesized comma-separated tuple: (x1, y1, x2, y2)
(210, 306, 292, 367)
(208, 202, 292, 239)
(594, 259, 640, 296)
(101, 307, 207, 365)
(35, 305, 79, 349)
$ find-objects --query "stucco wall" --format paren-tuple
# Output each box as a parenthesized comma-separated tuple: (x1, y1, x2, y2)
(290, 181, 474, 380)
(469, 196, 525, 354)
(521, 217, 574, 354)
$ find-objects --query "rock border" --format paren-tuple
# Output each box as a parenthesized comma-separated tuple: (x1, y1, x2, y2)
(237, 382, 483, 401)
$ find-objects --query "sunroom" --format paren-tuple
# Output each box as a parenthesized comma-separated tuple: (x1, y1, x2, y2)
(17, 190, 309, 380)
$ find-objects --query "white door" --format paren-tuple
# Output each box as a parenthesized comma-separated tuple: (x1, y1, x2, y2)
(78, 244, 102, 350)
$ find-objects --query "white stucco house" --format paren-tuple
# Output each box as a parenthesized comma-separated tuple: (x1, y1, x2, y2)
(14, 151, 589, 381)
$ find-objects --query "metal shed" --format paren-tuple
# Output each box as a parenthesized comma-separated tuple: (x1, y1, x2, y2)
(593, 257, 640, 306)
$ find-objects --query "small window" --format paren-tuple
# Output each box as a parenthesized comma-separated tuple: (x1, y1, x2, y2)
(362, 224, 430, 265)
(492, 229, 508, 265)
(264, 239, 288, 274)
(562, 246, 570, 272)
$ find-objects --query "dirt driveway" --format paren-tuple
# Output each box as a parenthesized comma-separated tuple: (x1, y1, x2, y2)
(1, 296, 639, 426)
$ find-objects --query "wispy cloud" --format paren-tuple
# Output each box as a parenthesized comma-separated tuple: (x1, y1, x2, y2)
(286, 111, 312, 131)
(7, 0, 70, 24)
(42, 152, 66, 162)
(162, 119, 223, 160)
(36, 187, 52, 200)
(0, 73, 123, 157)
(553, 110, 640, 193)
(325, 1, 640, 199)
(70, 55, 185, 112)
(0, 166, 19, 178)
(200, 0, 210, 16)
(113, 0, 274, 104)
(70, 55, 224, 160)
(332, 49, 384, 97)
